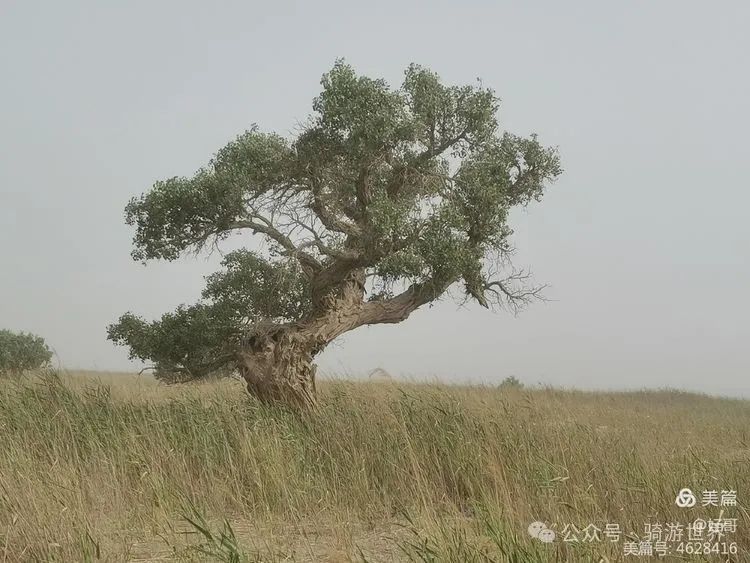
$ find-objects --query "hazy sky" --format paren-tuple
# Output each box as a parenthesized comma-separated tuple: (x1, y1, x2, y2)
(1, 1, 747, 396)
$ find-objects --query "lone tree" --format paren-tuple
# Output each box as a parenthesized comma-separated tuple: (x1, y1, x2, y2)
(108, 61, 562, 409)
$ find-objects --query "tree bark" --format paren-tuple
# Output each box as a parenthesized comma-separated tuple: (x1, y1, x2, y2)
(237, 326, 319, 411)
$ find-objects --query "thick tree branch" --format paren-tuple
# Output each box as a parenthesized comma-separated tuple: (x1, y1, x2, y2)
(356, 276, 456, 326)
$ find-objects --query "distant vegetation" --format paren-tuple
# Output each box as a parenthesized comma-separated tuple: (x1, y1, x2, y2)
(0, 329, 52, 376)
(0, 371, 747, 561)
(499, 375, 523, 389)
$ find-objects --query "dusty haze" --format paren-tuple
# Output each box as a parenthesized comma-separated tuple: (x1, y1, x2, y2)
(1, 1, 747, 396)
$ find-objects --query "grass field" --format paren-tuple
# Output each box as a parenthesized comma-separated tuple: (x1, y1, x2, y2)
(0, 371, 748, 562)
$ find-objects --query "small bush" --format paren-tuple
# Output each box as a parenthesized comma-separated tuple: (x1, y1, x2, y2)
(0, 329, 52, 376)
(499, 375, 523, 389)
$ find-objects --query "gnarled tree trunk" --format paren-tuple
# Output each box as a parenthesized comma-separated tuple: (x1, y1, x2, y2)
(236, 267, 450, 410)
(237, 326, 319, 411)
(236, 269, 367, 410)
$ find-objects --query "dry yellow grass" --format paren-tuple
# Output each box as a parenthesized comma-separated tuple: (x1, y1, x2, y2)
(0, 370, 748, 562)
